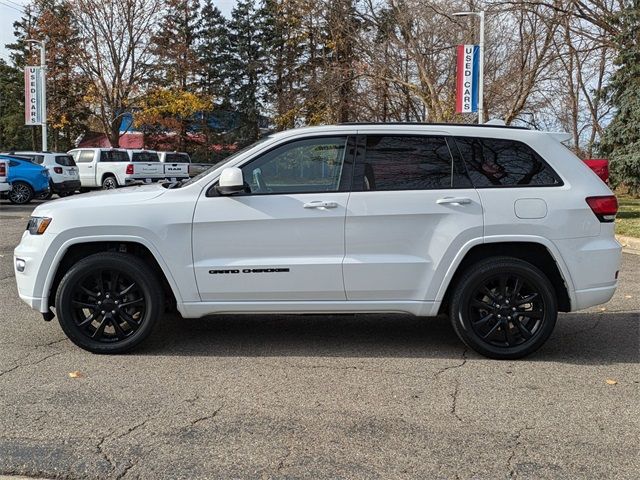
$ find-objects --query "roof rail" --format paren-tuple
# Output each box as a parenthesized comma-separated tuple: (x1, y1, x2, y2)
(337, 121, 529, 130)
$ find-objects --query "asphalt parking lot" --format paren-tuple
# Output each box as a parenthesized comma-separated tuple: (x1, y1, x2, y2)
(0, 199, 638, 479)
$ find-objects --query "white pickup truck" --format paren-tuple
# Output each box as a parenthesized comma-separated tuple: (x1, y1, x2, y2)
(69, 148, 166, 189)
(158, 151, 190, 179)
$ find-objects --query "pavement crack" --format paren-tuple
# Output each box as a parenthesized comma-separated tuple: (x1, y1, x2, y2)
(434, 348, 468, 379)
(507, 426, 532, 479)
(0, 351, 63, 378)
(450, 378, 462, 422)
(191, 404, 224, 427)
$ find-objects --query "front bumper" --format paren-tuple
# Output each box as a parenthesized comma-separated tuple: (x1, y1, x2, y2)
(14, 231, 52, 313)
(52, 180, 81, 193)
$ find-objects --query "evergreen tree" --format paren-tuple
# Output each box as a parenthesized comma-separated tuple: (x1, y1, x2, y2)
(198, 0, 233, 104)
(228, 0, 267, 144)
(0, 59, 32, 150)
(598, 4, 640, 194)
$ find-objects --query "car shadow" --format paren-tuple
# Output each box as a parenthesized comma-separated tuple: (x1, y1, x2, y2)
(139, 311, 639, 365)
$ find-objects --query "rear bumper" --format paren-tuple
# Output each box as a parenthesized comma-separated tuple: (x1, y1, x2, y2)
(553, 234, 622, 311)
(124, 176, 188, 186)
(52, 180, 81, 193)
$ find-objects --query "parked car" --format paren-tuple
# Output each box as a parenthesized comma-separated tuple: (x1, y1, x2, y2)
(15, 123, 621, 359)
(6, 151, 81, 199)
(583, 158, 609, 183)
(68, 148, 165, 189)
(0, 155, 49, 204)
(0, 158, 9, 194)
(158, 151, 190, 179)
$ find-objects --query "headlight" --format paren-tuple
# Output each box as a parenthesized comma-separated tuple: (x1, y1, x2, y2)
(26, 217, 52, 235)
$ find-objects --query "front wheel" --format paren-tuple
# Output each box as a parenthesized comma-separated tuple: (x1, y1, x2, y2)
(8, 181, 34, 204)
(449, 257, 557, 360)
(55, 252, 163, 353)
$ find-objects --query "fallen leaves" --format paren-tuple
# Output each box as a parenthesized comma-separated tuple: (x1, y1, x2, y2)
(68, 371, 84, 378)
(605, 379, 618, 385)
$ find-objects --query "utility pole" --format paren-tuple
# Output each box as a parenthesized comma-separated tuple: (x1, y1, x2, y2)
(453, 11, 485, 124)
(26, 39, 47, 151)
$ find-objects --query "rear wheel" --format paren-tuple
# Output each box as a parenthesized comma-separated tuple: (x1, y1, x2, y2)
(449, 257, 557, 360)
(55, 252, 163, 353)
(102, 175, 118, 190)
(8, 181, 34, 204)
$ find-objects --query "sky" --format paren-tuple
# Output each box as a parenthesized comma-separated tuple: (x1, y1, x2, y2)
(0, 0, 237, 63)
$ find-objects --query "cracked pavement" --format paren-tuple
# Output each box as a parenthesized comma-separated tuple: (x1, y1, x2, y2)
(1, 201, 639, 479)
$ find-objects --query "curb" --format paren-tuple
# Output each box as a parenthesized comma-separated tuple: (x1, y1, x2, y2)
(616, 235, 640, 255)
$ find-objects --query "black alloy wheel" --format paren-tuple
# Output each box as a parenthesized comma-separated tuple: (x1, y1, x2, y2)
(8, 181, 34, 204)
(56, 252, 163, 353)
(450, 257, 557, 359)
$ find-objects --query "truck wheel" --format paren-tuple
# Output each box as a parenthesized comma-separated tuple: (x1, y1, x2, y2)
(55, 252, 164, 354)
(8, 181, 34, 204)
(449, 257, 557, 360)
(102, 175, 118, 189)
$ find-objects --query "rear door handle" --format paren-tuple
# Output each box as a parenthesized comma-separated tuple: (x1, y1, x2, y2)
(437, 197, 472, 205)
(304, 200, 338, 209)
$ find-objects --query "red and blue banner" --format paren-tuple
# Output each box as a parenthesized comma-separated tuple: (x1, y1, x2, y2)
(456, 45, 480, 114)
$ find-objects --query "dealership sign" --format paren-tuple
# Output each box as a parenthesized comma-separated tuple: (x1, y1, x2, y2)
(24, 66, 45, 125)
(456, 45, 480, 114)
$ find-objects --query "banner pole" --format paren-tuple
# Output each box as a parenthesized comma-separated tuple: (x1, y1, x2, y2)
(478, 11, 485, 124)
(40, 42, 47, 152)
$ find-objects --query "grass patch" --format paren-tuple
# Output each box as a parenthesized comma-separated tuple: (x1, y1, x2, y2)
(616, 194, 640, 238)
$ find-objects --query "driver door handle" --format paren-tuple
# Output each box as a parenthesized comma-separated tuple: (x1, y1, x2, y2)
(304, 200, 338, 209)
(436, 196, 472, 205)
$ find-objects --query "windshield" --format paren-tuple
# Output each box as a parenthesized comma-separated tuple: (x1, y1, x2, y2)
(178, 137, 273, 188)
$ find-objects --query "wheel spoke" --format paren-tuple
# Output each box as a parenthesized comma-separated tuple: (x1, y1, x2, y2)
(481, 319, 502, 340)
(514, 319, 533, 339)
(514, 293, 539, 306)
(119, 309, 140, 332)
(511, 277, 523, 300)
(519, 310, 542, 319)
(499, 274, 508, 297)
(79, 285, 98, 298)
(505, 322, 516, 346)
(119, 282, 136, 297)
(77, 310, 98, 328)
(73, 300, 97, 309)
(96, 272, 105, 295)
(481, 286, 497, 301)
(473, 312, 494, 327)
(472, 298, 494, 310)
(92, 317, 108, 339)
(111, 317, 126, 339)
(110, 271, 120, 295)
(119, 298, 144, 308)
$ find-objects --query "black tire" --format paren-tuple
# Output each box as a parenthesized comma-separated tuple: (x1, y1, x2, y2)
(102, 175, 118, 190)
(8, 181, 34, 204)
(37, 189, 53, 200)
(55, 252, 163, 354)
(449, 257, 557, 360)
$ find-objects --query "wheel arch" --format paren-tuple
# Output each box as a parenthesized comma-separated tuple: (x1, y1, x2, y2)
(45, 238, 181, 313)
(101, 172, 117, 186)
(437, 239, 573, 314)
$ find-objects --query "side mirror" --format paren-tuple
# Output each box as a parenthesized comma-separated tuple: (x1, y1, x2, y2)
(216, 167, 245, 195)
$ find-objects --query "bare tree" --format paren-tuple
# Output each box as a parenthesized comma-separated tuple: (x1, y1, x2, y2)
(71, 0, 161, 147)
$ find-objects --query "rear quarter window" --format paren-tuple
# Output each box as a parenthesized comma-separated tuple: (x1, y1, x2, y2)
(55, 155, 76, 166)
(100, 150, 129, 162)
(454, 137, 562, 187)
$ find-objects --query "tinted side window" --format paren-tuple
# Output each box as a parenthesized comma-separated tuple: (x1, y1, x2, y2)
(455, 137, 561, 187)
(78, 151, 95, 163)
(100, 150, 129, 162)
(241, 137, 351, 194)
(354, 135, 470, 191)
(55, 155, 76, 166)
(132, 151, 159, 162)
(33, 155, 44, 164)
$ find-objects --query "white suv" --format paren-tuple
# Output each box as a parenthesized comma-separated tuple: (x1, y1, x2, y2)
(4, 151, 80, 198)
(13, 124, 621, 359)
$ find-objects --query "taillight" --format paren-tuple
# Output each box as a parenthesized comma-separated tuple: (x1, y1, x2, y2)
(586, 195, 618, 222)
(126, 164, 134, 175)
(0, 162, 5, 176)
(54, 167, 63, 174)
